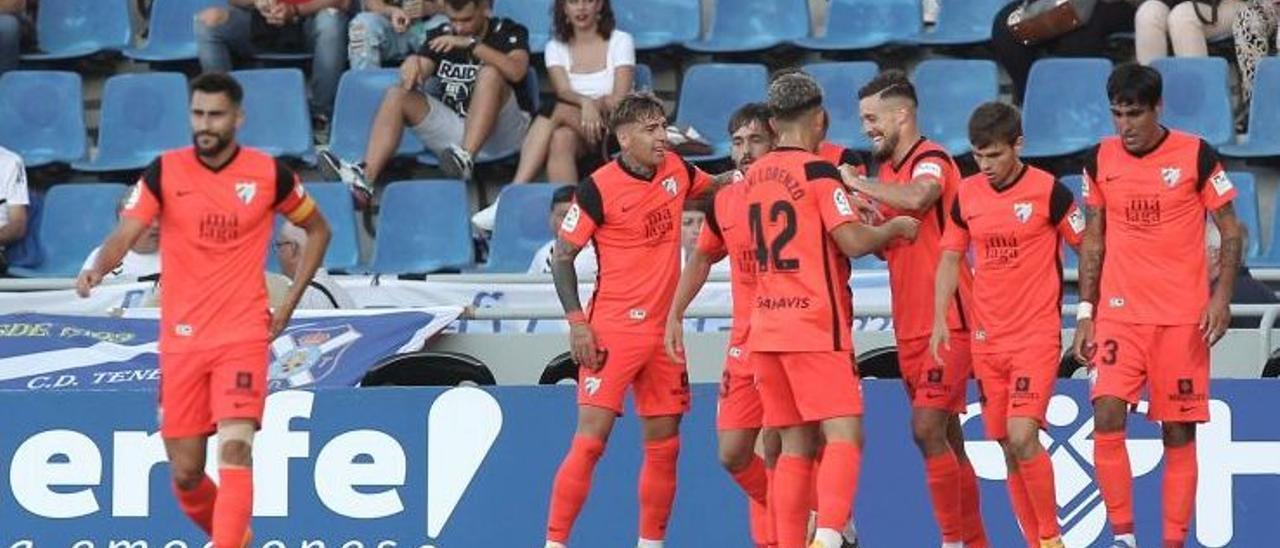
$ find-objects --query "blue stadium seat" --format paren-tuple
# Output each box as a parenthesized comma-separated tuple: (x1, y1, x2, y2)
(806, 61, 879, 152)
(232, 69, 314, 162)
(304, 182, 361, 271)
(795, 0, 920, 51)
(1222, 57, 1280, 158)
(675, 64, 769, 162)
(21, 0, 132, 61)
(634, 63, 653, 91)
(1022, 58, 1114, 158)
(74, 72, 190, 173)
(494, 0, 552, 54)
(329, 69, 421, 163)
(124, 0, 222, 62)
(2, 191, 42, 269)
(1152, 57, 1233, 147)
(8, 183, 127, 278)
(913, 59, 999, 156)
(614, 0, 699, 51)
(913, 0, 1007, 45)
(484, 183, 566, 273)
(0, 71, 86, 167)
(686, 0, 810, 53)
(852, 254, 887, 270)
(370, 180, 473, 275)
(1228, 171, 1262, 259)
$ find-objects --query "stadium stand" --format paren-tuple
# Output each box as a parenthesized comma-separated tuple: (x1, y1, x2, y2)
(21, 0, 132, 61)
(674, 63, 770, 162)
(123, 0, 222, 62)
(329, 68, 421, 163)
(74, 72, 190, 173)
(1230, 171, 1263, 260)
(232, 68, 316, 162)
(369, 180, 473, 276)
(494, 0, 552, 54)
(1021, 57, 1114, 158)
(483, 183, 565, 273)
(0, 70, 85, 168)
(806, 61, 879, 152)
(8, 183, 125, 278)
(685, 0, 810, 53)
(303, 182, 362, 272)
(613, 0, 700, 51)
(912, 0, 1006, 46)
(913, 59, 999, 156)
(1152, 57, 1234, 147)
(1223, 57, 1280, 159)
(794, 0, 920, 51)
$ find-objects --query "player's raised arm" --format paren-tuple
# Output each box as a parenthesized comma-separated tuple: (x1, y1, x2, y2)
(830, 216, 919, 258)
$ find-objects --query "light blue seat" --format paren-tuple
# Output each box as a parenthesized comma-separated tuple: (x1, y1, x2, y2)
(124, 0, 222, 62)
(8, 183, 127, 278)
(306, 182, 362, 272)
(369, 180, 474, 275)
(675, 64, 769, 162)
(806, 61, 879, 152)
(686, 0, 809, 53)
(794, 0, 919, 51)
(1226, 171, 1261, 259)
(1022, 58, 1114, 158)
(0, 71, 86, 167)
(614, 0, 699, 50)
(329, 69, 420, 163)
(232, 69, 315, 162)
(1152, 57, 1233, 147)
(634, 63, 653, 91)
(1222, 57, 1280, 158)
(494, 0, 552, 54)
(2, 191, 43, 269)
(484, 183, 566, 273)
(21, 0, 132, 61)
(913, 0, 1007, 46)
(913, 60, 999, 156)
(74, 72, 190, 173)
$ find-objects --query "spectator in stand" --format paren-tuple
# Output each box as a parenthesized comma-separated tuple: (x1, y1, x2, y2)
(991, 0, 1138, 103)
(1135, 0, 1242, 64)
(81, 193, 161, 281)
(276, 221, 355, 309)
(320, 0, 532, 206)
(195, 0, 351, 127)
(1233, 0, 1279, 114)
(529, 185, 596, 275)
(348, 0, 447, 70)
(0, 145, 28, 275)
(1206, 222, 1279, 327)
(0, 0, 34, 74)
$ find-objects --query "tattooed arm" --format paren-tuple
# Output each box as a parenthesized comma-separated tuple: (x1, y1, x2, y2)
(1072, 204, 1106, 362)
(551, 236, 603, 369)
(1204, 203, 1243, 345)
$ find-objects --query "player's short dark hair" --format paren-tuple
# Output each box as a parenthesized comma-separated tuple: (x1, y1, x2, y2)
(768, 71, 823, 122)
(1107, 63, 1162, 107)
(189, 72, 243, 105)
(552, 0, 616, 42)
(444, 0, 487, 10)
(857, 69, 917, 106)
(728, 102, 773, 136)
(609, 92, 666, 131)
(968, 102, 1023, 149)
(551, 185, 577, 209)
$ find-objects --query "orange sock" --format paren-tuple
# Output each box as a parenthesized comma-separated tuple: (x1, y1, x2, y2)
(731, 456, 770, 544)
(173, 475, 217, 535)
(638, 436, 680, 541)
(212, 468, 252, 548)
(765, 465, 778, 546)
(815, 441, 860, 531)
(924, 452, 963, 542)
(546, 435, 605, 542)
(1006, 470, 1040, 548)
(959, 459, 989, 547)
(774, 455, 814, 548)
(1093, 431, 1135, 535)
(1162, 442, 1197, 546)
(808, 449, 824, 513)
(1019, 452, 1061, 541)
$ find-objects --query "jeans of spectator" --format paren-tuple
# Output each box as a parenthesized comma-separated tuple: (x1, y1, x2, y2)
(194, 6, 349, 117)
(991, 0, 1136, 103)
(347, 12, 444, 70)
(0, 14, 20, 74)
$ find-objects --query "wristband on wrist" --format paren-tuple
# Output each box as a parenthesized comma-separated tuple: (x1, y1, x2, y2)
(566, 311, 588, 325)
(1076, 301, 1094, 321)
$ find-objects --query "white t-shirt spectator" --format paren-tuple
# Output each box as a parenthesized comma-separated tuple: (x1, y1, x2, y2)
(529, 240, 597, 275)
(297, 270, 357, 309)
(81, 247, 161, 280)
(543, 30, 635, 99)
(0, 146, 30, 249)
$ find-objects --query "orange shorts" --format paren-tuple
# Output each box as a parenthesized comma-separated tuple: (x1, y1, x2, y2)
(753, 350, 863, 428)
(1089, 321, 1209, 423)
(159, 342, 268, 439)
(577, 330, 691, 417)
(717, 345, 763, 431)
(898, 333, 971, 414)
(973, 343, 1060, 440)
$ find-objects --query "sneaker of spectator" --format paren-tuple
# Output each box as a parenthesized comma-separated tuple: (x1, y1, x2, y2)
(318, 149, 374, 209)
(348, 0, 447, 70)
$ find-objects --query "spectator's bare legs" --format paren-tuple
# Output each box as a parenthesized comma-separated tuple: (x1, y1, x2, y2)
(461, 65, 513, 156)
(363, 87, 429, 183)
(515, 103, 587, 184)
(513, 115, 557, 183)
(547, 127, 581, 184)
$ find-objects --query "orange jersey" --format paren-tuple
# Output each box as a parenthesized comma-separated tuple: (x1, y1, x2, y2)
(560, 153, 713, 333)
(123, 146, 317, 352)
(697, 180, 755, 348)
(818, 141, 868, 177)
(941, 166, 1084, 352)
(875, 138, 973, 339)
(745, 147, 860, 352)
(1082, 130, 1236, 325)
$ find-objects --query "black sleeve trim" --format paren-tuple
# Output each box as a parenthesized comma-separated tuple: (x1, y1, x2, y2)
(1049, 181, 1075, 225)
(274, 158, 298, 207)
(1083, 144, 1101, 182)
(949, 198, 967, 230)
(141, 158, 162, 205)
(703, 192, 723, 239)
(577, 177, 605, 226)
(804, 160, 841, 182)
(1196, 138, 1221, 193)
(679, 155, 699, 187)
(840, 148, 864, 168)
(910, 150, 952, 175)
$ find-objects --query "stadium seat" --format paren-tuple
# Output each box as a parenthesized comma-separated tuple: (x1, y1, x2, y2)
(913, 0, 1007, 46)
(369, 180, 473, 275)
(232, 69, 315, 162)
(494, 0, 552, 54)
(613, 0, 700, 51)
(1022, 58, 1114, 158)
(913, 59, 999, 156)
(795, 0, 920, 51)
(852, 254, 887, 271)
(304, 182, 362, 272)
(74, 72, 190, 173)
(685, 0, 810, 53)
(1228, 171, 1262, 259)
(2, 191, 43, 269)
(484, 183, 566, 273)
(806, 61, 879, 152)
(634, 63, 653, 91)
(0, 71, 86, 167)
(21, 0, 132, 61)
(329, 69, 421, 163)
(123, 0, 222, 62)
(8, 183, 127, 278)
(1152, 57, 1233, 147)
(1222, 57, 1280, 158)
(675, 64, 769, 162)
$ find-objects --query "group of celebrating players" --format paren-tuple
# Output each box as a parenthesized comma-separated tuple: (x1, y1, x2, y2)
(542, 62, 1242, 548)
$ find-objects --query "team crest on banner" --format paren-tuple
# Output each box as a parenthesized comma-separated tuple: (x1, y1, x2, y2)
(235, 181, 257, 204)
(1161, 167, 1182, 187)
(1013, 202, 1033, 224)
(268, 324, 362, 389)
(662, 177, 678, 196)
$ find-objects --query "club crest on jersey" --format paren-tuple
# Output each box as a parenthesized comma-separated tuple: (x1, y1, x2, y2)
(662, 177, 678, 196)
(1013, 202, 1033, 224)
(235, 181, 257, 204)
(1161, 167, 1182, 188)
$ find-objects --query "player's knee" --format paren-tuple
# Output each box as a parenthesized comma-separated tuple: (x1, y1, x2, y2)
(197, 7, 228, 29)
(718, 445, 752, 472)
(1007, 429, 1040, 460)
(219, 440, 253, 467)
(170, 464, 205, 491)
(550, 127, 579, 152)
(1092, 398, 1128, 433)
(911, 416, 948, 452)
(1161, 422, 1197, 447)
